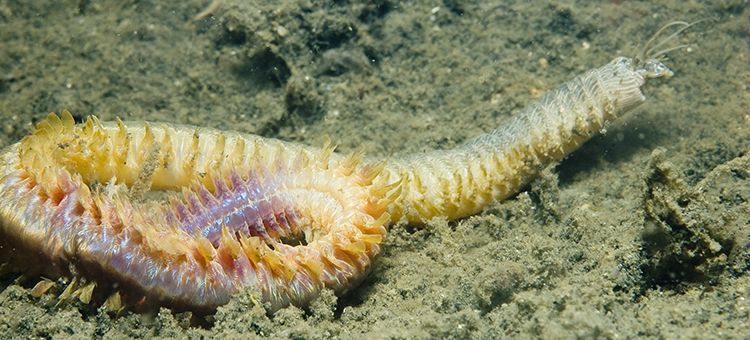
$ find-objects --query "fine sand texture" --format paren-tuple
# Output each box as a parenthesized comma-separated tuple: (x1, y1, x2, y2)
(1, 0, 749, 338)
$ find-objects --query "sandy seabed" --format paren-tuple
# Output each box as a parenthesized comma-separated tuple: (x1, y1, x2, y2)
(0, 0, 749, 338)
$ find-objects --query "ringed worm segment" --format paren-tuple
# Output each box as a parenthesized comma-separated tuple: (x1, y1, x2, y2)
(0, 113, 395, 311)
(0, 22, 692, 312)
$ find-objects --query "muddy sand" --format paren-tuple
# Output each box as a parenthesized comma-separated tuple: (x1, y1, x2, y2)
(0, 0, 749, 338)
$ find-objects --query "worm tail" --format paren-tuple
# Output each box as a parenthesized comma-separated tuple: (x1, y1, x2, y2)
(384, 57, 657, 223)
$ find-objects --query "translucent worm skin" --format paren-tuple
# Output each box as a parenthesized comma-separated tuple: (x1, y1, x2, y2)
(0, 56, 669, 311)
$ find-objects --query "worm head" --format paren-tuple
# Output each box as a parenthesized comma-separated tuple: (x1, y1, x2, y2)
(638, 59, 673, 79)
(634, 19, 709, 80)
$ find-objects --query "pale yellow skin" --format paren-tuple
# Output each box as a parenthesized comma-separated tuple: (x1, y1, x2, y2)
(0, 113, 392, 311)
(0, 55, 668, 312)
(383, 57, 653, 224)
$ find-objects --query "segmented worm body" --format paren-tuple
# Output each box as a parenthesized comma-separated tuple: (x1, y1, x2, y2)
(382, 56, 660, 224)
(0, 47, 677, 310)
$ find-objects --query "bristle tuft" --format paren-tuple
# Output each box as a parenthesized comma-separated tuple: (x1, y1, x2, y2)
(31, 279, 56, 298)
(78, 281, 96, 304)
(60, 110, 75, 129)
(338, 149, 365, 177)
(104, 291, 123, 313)
(195, 237, 216, 266)
(357, 160, 387, 186)
(319, 136, 336, 169)
(220, 225, 242, 259)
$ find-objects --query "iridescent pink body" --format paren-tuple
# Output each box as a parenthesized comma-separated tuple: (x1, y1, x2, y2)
(170, 170, 297, 246)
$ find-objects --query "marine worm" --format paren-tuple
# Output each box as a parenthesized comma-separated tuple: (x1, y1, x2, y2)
(0, 22, 693, 312)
